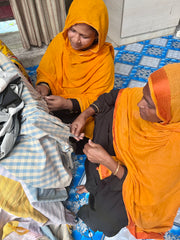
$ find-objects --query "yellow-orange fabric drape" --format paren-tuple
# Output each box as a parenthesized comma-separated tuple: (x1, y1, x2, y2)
(113, 63, 180, 239)
(0, 40, 30, 81)
(36, 0, 114, 139)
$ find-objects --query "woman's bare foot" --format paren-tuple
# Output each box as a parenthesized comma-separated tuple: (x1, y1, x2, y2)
(76, 185, 88, 194)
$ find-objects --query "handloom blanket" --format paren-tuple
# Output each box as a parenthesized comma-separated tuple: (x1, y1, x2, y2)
(0, 52, 74, 189)
(0, 52, 75, 239)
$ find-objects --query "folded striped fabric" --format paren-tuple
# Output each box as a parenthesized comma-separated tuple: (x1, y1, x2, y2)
(0, 52, 74, 189)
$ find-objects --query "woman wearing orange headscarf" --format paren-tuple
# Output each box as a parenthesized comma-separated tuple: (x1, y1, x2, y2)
(35, 0, 114, 140)
(71, 63, 180, 238)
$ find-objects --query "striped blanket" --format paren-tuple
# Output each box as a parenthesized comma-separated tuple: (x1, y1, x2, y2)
(0, 52, 74, 189)
(0, 52, 75, 240)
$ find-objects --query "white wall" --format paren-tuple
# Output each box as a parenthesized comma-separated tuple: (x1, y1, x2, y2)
(104, 0, 180, 45)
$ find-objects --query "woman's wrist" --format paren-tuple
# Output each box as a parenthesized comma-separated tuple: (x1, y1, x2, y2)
(105, 156, 125, 180)
(38, 82, 49, 87)
(65, 99, 73, 111)
(90, 103, 99, 114)
(113, 162, 120, 175)
(83, 106, 96, 119)
(38, 82, 51, 94)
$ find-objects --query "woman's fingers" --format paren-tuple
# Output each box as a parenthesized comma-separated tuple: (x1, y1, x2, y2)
(70, 123, 85, 140)
(70, 123, 79, 135)
(76, 185, 88, 194)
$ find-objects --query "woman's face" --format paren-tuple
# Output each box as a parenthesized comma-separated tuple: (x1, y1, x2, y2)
(67, 23, 97, 51)
(137, 83, 162, 122)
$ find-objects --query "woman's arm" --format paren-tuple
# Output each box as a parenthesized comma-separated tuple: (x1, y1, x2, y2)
(84, 140, 125, 180)
(70, 106, 95, 140)
(70, 89, 119, 139)
(91, 89, 119, 114)
(36, 33, 64, 94)
(35, 82, 51, 96)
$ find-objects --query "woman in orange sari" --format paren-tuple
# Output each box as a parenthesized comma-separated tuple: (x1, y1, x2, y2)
(35, 0, 114, 140)
(71, 63, 180, 238)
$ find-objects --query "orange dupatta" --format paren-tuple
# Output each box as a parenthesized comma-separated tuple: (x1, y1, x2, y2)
(113, 63, 180, 239)
(36, 0, 114, 139)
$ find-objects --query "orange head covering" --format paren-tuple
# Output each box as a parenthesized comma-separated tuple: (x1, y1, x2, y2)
(149, 63, 180, 124)
(36, 0, 114, 139)
(62, 0, 109, 52)
(113, 63, 180, 239)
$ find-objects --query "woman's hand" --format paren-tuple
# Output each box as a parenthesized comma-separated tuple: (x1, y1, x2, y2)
(84, 140, 125, 179)
(83, 140, 112, 165)
(44, 95, 73, 111)
(70, 106, 95, 141)
(70, 114, 87, 140)
(35, 84, 49, 97)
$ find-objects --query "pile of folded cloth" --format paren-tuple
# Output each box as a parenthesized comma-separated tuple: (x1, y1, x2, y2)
(0, 51, 75, 240)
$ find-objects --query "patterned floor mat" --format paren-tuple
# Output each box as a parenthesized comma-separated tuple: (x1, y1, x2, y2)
(114, 35, 180, 90)
(26, 34, 180, 240)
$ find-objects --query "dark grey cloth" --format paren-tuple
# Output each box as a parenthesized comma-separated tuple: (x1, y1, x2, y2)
(0, 77, 24, 159)
(78, 162, 128, 237)
(77, 89, 128, 237)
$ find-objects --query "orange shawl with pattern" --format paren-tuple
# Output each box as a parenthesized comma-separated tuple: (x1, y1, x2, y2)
(113, 63, 180, 239)
(36, 0, 114, 138)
